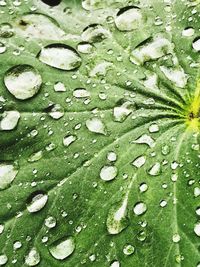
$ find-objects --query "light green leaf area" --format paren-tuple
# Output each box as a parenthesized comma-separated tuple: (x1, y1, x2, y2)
(0, 0, 200, 266)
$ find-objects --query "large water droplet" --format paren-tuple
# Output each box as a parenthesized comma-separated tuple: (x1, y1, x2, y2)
(100, 166, 117, 181)
(115, 7, 143, 31)
(38, 44, 82, 71)
(86, 117, 106, 134)
(130, 36, 172, 65)
(132, 155, 146, 168)
(0, 254, 8, 266)
(160, 66, 187, 88)
(113, 101, 133, 122)
(4, 65, 42, 100)
(81, 24, 110, 43)
(25, 248, 40, 266)
(0, 163, 18, 190)
(49, 236, 75, 260)
(27, 191, 48, 213)
(148, 162, 161, 176)
(133, 134, 155, 148)
(106, 198, 129, 234)
(0, 111, 20, 130)
(192, 37, 200, 52)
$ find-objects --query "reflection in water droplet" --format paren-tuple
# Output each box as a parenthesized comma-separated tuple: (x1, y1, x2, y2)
(123, 244, 135, 255)
(0, 111, 20, 130)
(133, 202, 147, 215)
(82, 24, 110, 43)
(38, 44, 82, 71)
(86, 117, 106, 134)
(25, 248, 40, 266)
(107, 197, 129, 234)
(0, 254, 8, 266)
(27, 192, 48, 213)
(4, 65, 42, 100)
(100, 166, 117, 181)
(49, 236, 75, 260)
(115, 7, 143, 31)
(148, 162, 161, 176)
(0, 23, 14, 38)
(0, 163, 18, 190)
(63, 135, 77, 147)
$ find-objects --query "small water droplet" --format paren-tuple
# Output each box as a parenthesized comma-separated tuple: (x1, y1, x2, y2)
(86, 117, 106, 135)
(133, 134, 155, 148)
(107, 151, 117, 162)
(0, 42, 6, 54)
(54, 82, 66, 92)
(77, 42, 93, 54)
(123, 244, 135, 255)
(132, 155, 146, 168)
(28, 151, 43, 163)
(0, 111, 20, 131)
(100, 166, 117, 181)
(81, 24, 110, 43)
(0, 23, 14, 38)
(4, 65, 42, 100)
(73, 88, 90, 98)
(133, 202, 147, 215)
(63, 135, 77, 147)
(182, 27, 194, 37)
(172, 233, 181, 243)
(192, 37, 200, 52)
(148, 162, 161, 176)
(27, 192, 48, 213)
(45, 216, 56, 229)
(194, 222, 200, 236)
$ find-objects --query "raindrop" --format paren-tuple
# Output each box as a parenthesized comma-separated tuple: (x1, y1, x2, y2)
(0, 23, 14, 38)
(192, 37, 200, 52)
(0, 255, 8, 266)
(28, 151, 43, 163)
(63, 135, 77, 147)
(160, 66, 187, 88)
(0, 111, 20, 131)
(182, 27, 194, 37)
(38, 44, 82, 71)
(172, 233, 181, 243)
(107, 151, 117, 162)
(25, 248, 40, 266)
(49, 236, 75, 260)
(115, 7, 143, 31)
(0, 42, 6, 54)
(45, 216, 56, 229)
(48, 104, 64, 120)
(110, 261, 120, 267)
(81, 24, 110, 43)
(123, 244, 135, 255)
(100, 166, 117, 181)
(132, 155, 146, 168)
(194, 222, 200, 236)
(0, 163, 18, 190)
(54, 82, 66, 92)
(148, 124, 159, 133)
(113, 101, 133, 122)
(89, 61, 113, 77)
(77, 42, 93, 54)
(73, 88, 90, 98)
(27, 191, 48, 213)
(139, 183, 148, 193)
(4, 65, 42, 100)
(133, 202, 147, 215)
(86, 117, 106, 135)
(0, 225, 4, 234)
(148, 162, 161, 176)
(133, 134, 155, 148)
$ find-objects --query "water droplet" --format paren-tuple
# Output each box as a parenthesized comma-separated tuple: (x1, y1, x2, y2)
(77, 42, 93, 54)
(148, 124, 159, 133)
(107, 151, 117, 162)
(82, 0, 102, 10)
(0, 163, 18, 190)
(63, 135, 77, 147)
(0, 42, 6, 54)
(160, 66, 187, 88)
(28, 151, 43, 163)
(194, 187, 200, 197)
(182, 27, 194, 37)
(194, 222, 200, 236)
(49, 236, 75, 260)
(38, 44, 82, 71)
(0, 224, 4, 234)
(123, 244, 135, 255)
(137, 230, 147, 241)
(54, 82, 66, 92)
(139, 183, 148, 193)
(25, 248, 40, 266)
(133, 202, 147, 215)
(110, 261, 120, 267)
(192, 37, 200, 52)
(132, 156, 146, 168)
(45, 216, 56, 228)
(115, 7, 143, 31)
(133, 134, 155, 148)
(73, 88, 90, 98)
(27, 192, 48, 213)
(106, 198, 129, 234)
(86, 117, 106, 134)
(0, 111, 20, 130)
(13, 241, 22, 250)
(89, 61, 113, 77)
(130, 36, 172, 65)
(161, 144, 170, 155)
(172, 233, 181, 243)
(82, 24, 110, 43)
(4, 65, 42, 100)
(0, 23, 14, 38)
(15, 13, 66, 40)
(0, 254, 8, 266)
(48, 104, 64, 120)
(148, 162, 161, 176)
(100, 166, 117, 181)
(196, 207, 200, 216)
(113, 101, 133, 122)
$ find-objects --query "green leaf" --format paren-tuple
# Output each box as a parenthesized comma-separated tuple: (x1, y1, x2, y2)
(0, 0, 200, 266)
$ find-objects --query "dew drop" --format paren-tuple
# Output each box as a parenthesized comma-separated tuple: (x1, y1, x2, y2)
(182, 27, 194, 37)
(73, 88, 90, 98)
(0, 254, 8, 266)
(139, 183, 148, 193)
(100, 166, 117, 181)
(148, 124, 159, 133)
(25, 248, 40, 266)
(0, 42, 6, 54)
(133, 134, 155, 148)
(63, 135, 77, 147)
(27, 192, 48, 213)
(194, 222, 200, 237)
(48, 104, 64, 120)
(38, 44, 82, 71)
(160, 66, 187, 88)
(113, 101, 133, 122)
(81, 24, 110, 43)
(86, 117, 106, 134)
(107, 151, 117, 162)
(28, 151, 43, 163)
(148, 162, 161, 176)
(172, 233, 181, 243)
(192, 37, 200, 52)
(77, 42, 93, 54)
(115, 7, 143, 31)
(123, 244, 135, 255)
(45, 216, 56, 228)
(49, 236, 75, 260)
(0, 163, 18, 190)
(132, 155, 146, 168)
(4, 65, 42, 100)
(0, 111, 20, 131)
(133, 202, 147, 215)
(0, 23, 14, 38)
(110, 261, 120, 267)
(54, 82, 66, 92)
